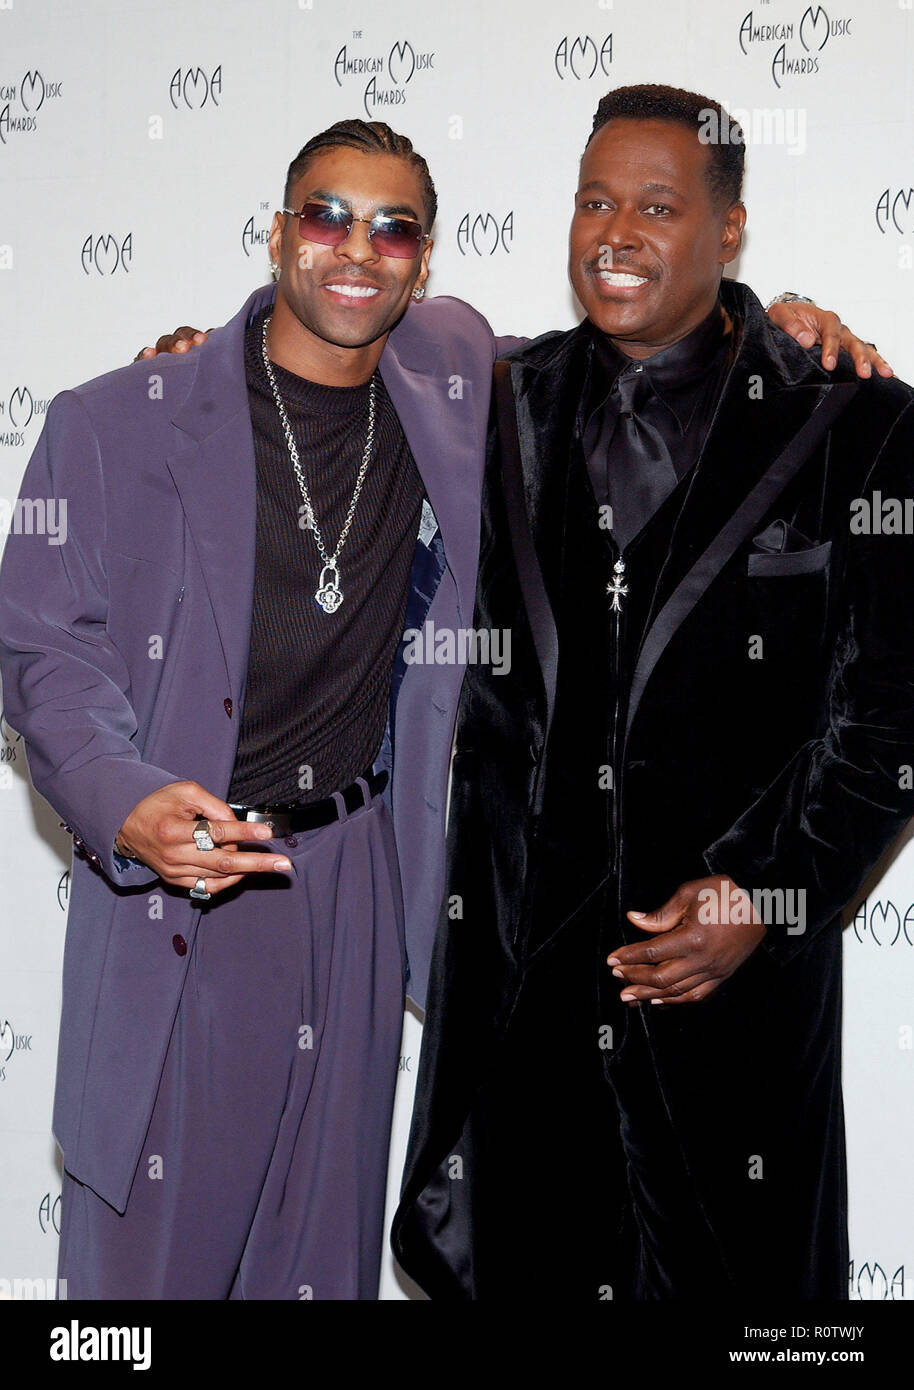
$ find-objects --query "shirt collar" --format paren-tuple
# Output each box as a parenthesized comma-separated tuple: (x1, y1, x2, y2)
(584, 297, 731, 426)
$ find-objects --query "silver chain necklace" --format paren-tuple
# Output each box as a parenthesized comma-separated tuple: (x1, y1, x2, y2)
(261, 314, 376, 614)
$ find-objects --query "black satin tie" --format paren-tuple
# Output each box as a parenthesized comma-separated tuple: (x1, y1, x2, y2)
(607, 364, 680, 551)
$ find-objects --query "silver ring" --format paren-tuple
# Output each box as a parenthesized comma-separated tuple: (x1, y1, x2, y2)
(193, 818, 215, 852)
(189, 877, 211, 901)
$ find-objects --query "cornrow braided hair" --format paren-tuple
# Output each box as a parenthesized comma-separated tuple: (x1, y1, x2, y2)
(284, 119, 437, 230)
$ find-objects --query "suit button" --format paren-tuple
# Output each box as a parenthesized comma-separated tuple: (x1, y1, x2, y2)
(285, 836, 298, 848)
(224, 698, 233, 718)
(172, 934, 187, 956)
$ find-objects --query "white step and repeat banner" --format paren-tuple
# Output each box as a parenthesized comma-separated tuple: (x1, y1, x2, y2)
(1, 0, 913, 1302)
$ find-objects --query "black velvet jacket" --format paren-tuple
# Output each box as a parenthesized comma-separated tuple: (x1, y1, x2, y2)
(392, 280, 914, 1300)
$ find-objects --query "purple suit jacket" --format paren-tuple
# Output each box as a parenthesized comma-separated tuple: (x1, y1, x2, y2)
(0, 282, 509, 1211)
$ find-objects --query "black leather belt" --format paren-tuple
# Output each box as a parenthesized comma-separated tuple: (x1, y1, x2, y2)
(227, 767, 388, 836)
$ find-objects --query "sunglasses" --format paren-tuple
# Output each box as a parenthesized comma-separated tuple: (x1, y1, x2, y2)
(282, 200, 429, 260)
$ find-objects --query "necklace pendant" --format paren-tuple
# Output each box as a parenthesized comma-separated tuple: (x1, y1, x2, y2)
(606, 558, 628, 612)
(315, 563, 343, 614)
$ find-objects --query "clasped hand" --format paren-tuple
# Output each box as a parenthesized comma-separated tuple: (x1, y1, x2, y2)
(608, 874, 766, 1006)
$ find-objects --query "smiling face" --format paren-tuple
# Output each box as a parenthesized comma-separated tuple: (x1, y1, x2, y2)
(267, 145, 433, 372)
(569, 118, 745, 358)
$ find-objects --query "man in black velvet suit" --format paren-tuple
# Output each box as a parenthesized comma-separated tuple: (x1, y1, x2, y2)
(393, 85, 914, 1300)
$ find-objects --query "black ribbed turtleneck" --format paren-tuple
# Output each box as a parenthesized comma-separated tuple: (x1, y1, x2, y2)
(227, 304, 424, 805)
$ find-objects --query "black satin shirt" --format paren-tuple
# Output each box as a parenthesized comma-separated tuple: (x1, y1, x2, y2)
(580, 297, 738, 511)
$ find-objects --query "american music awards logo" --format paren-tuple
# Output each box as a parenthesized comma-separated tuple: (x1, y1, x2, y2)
(0, 708, 20, 745)
(849, 1261, 912, 1300)
(851, 897, 914, 947)
(457, 212, 514, 256)
(875, 188, 914, 236)
(738, 7, 853, 89)
(0, 707, 21, 786)
(242, 206, 271, 259)
(0, 1015, 33, 1083)
(0, 70, 64, 146)
(553, 35, 613, 81)
(57, 870, 70, 912)
(0, 386, 50, 446)
(80, 234, 133, 276)
(39, 1192, 61, 1236)
(333, 35, 435, 119)
(0, 711, 19, 745)
(169, 65, 222, 110)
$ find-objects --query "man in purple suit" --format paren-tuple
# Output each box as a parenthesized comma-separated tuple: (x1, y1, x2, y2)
(0, 116, 885, 1301)
(0, 120, 502, 1301)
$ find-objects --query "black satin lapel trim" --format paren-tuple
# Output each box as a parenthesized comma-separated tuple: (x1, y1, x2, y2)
(494, 360, 558, 815)
(625, 382, 858, 743)
(509, 326, 593, 603)
(638, 375, 818, 636)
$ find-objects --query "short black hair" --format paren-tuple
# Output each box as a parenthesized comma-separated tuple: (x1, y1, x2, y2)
(284, 119, 437, 230)
(587, 84, 745, 208)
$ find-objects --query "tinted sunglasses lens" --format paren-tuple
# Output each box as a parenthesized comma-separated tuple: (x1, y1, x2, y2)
(298, 203, 351, 245)
(369, 217, 423, 259)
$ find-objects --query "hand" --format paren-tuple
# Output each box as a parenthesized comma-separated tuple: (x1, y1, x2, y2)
(766, 300, 893, 379)
(134, 326, 211, 362)
(606, 875, 766, 1007)
(115, 780, 293, 896)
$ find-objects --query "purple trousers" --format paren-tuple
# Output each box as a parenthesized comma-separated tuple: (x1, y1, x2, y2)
(57, 791, 406, 1300)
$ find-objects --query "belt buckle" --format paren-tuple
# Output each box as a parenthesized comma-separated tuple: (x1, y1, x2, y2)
(239, 807, 291, 836)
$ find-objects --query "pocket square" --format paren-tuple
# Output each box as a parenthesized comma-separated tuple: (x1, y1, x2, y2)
(751, 519, 816, 554)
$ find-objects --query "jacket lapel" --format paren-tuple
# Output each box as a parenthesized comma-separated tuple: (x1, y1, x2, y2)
(165, 283, 274, 709)
(507, 323, 593, 636)
(638, 285, 828, 624)
(624, 281, 858, 741)
(508, 325, 592, 601)
(379, 312, 479, 622)
(493, 326, 595, 768)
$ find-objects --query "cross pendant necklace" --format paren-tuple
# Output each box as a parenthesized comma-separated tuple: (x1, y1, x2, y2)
(606, 558, 628, 612)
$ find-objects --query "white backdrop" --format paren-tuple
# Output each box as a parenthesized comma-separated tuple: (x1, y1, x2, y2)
(1, 0, 913, 1302)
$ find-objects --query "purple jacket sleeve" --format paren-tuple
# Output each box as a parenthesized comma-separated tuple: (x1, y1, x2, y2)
(0, 390, 183, 885)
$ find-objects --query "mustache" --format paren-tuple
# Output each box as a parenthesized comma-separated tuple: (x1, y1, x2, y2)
(587, 257, 656, 277)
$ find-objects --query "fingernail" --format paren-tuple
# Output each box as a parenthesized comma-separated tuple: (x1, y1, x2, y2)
(824, 355, 835, 369)
(650, 998, 664, 1005)
(274, 859, 292, 871)
(629, 911, 645, 919)
(612, 968, 624, 978)
(607, 956, 621, 966)
(620, 992, 635, 1001)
